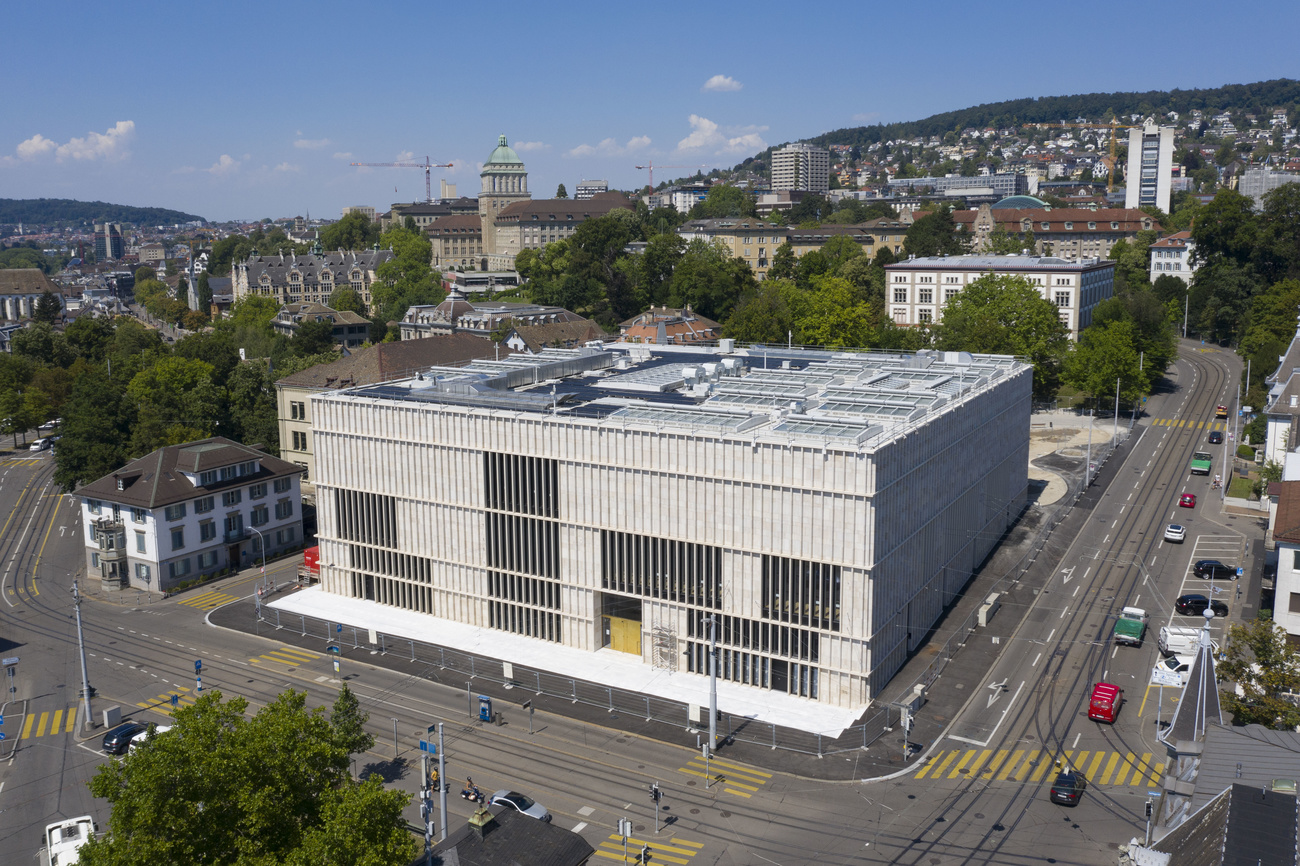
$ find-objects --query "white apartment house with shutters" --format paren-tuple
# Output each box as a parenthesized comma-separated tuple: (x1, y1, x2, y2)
(307, 344, 1031, 708)
(77, 438, 304, 593)
(883, 255, 1115, 340)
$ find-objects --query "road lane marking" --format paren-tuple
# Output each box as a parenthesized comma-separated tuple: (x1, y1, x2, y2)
(1031, 652, 1042, 667)
(1072, 732, 1081, 749)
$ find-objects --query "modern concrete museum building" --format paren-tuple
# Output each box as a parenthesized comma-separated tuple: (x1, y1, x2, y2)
(310, 344, 1031, 706)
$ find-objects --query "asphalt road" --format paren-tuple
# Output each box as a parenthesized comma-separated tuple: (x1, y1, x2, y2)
(0, 341, 1258, 866)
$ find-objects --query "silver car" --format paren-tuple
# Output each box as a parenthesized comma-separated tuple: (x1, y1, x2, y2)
(489, 790, 551, 822)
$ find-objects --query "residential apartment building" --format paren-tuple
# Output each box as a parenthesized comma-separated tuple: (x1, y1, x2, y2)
(308, 345, 1031, 707)
(76, 438, 303, 592)
(954, 205, 1158, 260)
(1149, 231, 1197, 283)
(271, 303, 371, 349)
(771, 143, 831, 193)
(1269, 482, 1300, 645)
(231, 249, 393, 309)
(676, 218, 784, 278)
(276, 332, 501, 491)
(883, 255, 1115, 339)
(94, 223, 124, 262)
(617, 306, 721, 344)
(1124, 122, 1175, 214)
(575, 180, 608, 200)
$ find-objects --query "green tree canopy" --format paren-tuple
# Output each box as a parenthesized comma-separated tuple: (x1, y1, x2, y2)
(555, 183, 568, 199)
(935, 273, 1069, 397)
(687, 185, 757, 220)
(903, 206, 970, 258)
(1063, 318, 1146, 405)
(34, 290, 62, 324)
(328, 287, 366, 315)
(1217, 618, 1300, 729)
(53, 366, 134, 491)
(80, 689, 417, 866)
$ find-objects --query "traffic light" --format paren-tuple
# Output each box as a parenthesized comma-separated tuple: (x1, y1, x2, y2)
(649, 783, 661, 803)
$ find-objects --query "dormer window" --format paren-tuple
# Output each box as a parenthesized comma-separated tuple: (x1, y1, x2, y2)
(1110, 221, 1119, 230)
(1064, 222, 1073, 230)
(1088, 222, 1096, 230)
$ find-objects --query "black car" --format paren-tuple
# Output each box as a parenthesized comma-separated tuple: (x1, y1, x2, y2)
(1049, 770, 1087, 805)
(1193, 559, 1235, 580)
(1175, 593, 1229, 617)
(101, 721, 148, 754)
(1208, 430, 1223, 444)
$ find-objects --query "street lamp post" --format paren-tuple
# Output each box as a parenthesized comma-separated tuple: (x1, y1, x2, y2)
(71, 581, 95, 732)
(248, 525, 269, 593)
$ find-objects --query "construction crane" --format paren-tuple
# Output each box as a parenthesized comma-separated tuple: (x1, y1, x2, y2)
(351, 156, 453, 204)
(1033, 120, 1141, 193)
(633, 161, 712, 194)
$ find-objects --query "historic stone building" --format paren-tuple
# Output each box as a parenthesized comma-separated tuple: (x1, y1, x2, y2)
(230, 249, 393, 309)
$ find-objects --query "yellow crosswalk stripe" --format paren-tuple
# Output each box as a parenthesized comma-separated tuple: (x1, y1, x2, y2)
(996, 749, 1025, 780)
(708, 756, 771, 778)
(179, 590, 237, 610)
(35, 712, 48, 737)
(21, 712, 34, 738)
(596, 834, 702, 865)
(920, 748, 1162, 787)
(684, 762, 758, 791)
(50, 709, 62, 733)
(724, 788, 752, 798)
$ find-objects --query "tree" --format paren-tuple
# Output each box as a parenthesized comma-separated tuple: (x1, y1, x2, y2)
(787, 275, 874, 348)
(904, 206, 970, 258)
(196, 271, 213, 313)
(80, 689, 418, 866)
(330, 684, 375, 756)
(1190, 188, 1257, 270)
(935, 273, 1069, 398)
(125, 356, 222, 454)
(1256, 182, 1300, 283)
(556, 183, 568, 199)
(1062, 319, 1145, 405)
(293, 319, 337, 357)
(1216, 618, 1300, 729)
(766, 242, 796, 282)
(723, 281, 795, 344)
(687, 185, 757, 220)
(33, 290, 62, 325)
(53, 367, 134, 492)
(328, 287, 366, 315)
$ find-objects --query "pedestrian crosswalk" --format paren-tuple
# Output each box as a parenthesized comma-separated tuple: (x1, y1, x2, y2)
(915, 747, 1163, 787)
(136, 687, 198, 717)
(14, 708, 78, 739)
(595, 832, 703, 864)
(3, 457, 46, 465)
(1149, 419, 1226, 430)
(677, 754, 772, 798)
(250, 646, 319, 667)
(177, 589, 237, 610)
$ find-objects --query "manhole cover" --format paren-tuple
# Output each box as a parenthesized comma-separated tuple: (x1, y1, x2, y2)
(974, 813, 984, 819)
(638, 765, 645, 769)
(636, 825, 645, 832)
(954, 683, 965, 690)
(687, 781, 696, 787)
(719, 811, 731, 818)
(690, 808, 700, 815)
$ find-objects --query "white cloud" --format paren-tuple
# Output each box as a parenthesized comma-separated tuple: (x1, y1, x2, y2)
(395, 150, 415, 162)
(701, 74, 742, 93)
(565, 135, 652, 158)
(55, 121, 135, 162)
(513, 141, 548, 152)
(274, 162, 300, 172)
(294, 138, 330, 149)
(206, 154, 240, 175)
(333, 151, 353, 160)
(16, 134, 57, 160)
(676, 115, 766, 155)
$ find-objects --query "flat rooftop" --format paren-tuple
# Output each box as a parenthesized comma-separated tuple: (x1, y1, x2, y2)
(324, 345, 1028, 452)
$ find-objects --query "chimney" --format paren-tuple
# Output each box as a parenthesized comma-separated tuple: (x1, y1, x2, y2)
(468, 806, 495, 840)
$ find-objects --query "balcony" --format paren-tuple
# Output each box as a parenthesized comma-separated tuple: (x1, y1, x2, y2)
(224, 528, 247, 544)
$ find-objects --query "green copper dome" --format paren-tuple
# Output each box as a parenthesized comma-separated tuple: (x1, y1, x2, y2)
(482, 134, 524, 171)
(992, 195, 1048, 210)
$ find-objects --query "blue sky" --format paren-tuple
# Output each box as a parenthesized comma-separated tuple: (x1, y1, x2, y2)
(2, 1, 1295, 222)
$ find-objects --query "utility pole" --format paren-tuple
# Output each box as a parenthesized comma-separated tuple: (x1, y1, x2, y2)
(707, 615, 718, 754)
(1085, 409, 1093, 487)
(71, 582, 95, 732)
(1113, 377, 1120, 444)
(438, 723, 448, 840)
(1183, 293, 1189, 338)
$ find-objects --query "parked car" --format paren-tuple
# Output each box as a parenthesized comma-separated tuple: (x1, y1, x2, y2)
(1179, 493, 1197, 508)
(489, 790, 551, 822)
(1049, 769, 1087, 805)
(102, 721, 148, 754)
(1208, 430, 1223, 444)
(1156, 655, 1196, 686)
(1175, 594, 1228, 617)
(1193, 559, 1235, 579)
(1164, 524, 1186, 543)
(128, 724, 172, 753)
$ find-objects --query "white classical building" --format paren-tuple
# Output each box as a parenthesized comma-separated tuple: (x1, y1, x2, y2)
(1149, 231, 1197, 284)
(883, 255, 1115, 339)
(308, 344, 1031, 707)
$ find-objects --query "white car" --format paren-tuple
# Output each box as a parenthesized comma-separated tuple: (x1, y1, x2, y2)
(1164, 524, 1186, 543)
(1156, 655, 1195, 686)
(127, 724, 172, 753)
(489, 790, 551, 822)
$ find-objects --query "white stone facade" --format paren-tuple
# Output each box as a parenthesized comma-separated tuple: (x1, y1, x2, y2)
(309, 346, 1031, 708)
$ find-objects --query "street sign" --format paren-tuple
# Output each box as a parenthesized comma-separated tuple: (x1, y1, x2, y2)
(1, 657, 18, 667)
(171, 694, 179, 707)
(1237, 567, 1244, 577)
(0, 732, 5, 741)
(333, 659, 340, 673)
(1151, 665, 1182, 687)
(194, 659, 202, 673)
(427, 723, 437, 734)
(418, 740, 437, 754)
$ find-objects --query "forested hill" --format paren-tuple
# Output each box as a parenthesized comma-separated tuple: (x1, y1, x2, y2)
(805, 78, 1300, 150)
(0, 198, 206, 226)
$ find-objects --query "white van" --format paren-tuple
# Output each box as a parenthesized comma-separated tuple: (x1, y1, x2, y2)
(1159, 626, 1217, 657)
(29, 438, 51, 452)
